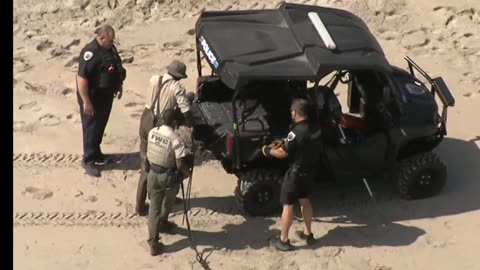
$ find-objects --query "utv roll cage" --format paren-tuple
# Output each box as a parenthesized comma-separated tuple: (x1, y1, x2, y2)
(193, 2, 399, 170)
(404, 56, 455, 135)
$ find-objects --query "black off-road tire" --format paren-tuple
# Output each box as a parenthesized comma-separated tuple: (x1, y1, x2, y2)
(235, 169, 283, 216)
(397, 152, 447, 199)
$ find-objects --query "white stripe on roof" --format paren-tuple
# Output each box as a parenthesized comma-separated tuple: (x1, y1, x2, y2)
(308, 12, 337, 50)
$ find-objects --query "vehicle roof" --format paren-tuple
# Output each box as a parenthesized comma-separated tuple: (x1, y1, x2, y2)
(195, 2, 391, 89)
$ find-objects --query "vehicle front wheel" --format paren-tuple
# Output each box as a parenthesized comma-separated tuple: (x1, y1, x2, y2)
(235, 169, 283, 216)
(397, 152, 447, 199)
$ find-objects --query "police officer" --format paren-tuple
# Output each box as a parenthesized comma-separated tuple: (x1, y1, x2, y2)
(136, 60, 194, 215)
(261, 98, 320, 251)
(76, 24, 126, 177)
(145, 109, 191, 256)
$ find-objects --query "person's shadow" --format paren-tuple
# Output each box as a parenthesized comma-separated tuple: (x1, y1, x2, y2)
(96, 152, 141, 171)
(160, 136, 480, 252)
(162, 195, 278, 254)
(166, 195, 425, 253)
(96, 147, 216, 172)
(163, 216, 278, 254)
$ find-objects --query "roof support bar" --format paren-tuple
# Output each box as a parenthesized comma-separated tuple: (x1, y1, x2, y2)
(308, 12, 336, 50)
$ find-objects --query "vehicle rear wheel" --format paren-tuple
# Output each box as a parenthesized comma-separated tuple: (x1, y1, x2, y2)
(397, 152, 447, 199)
(192, 140, 216, 164)
(235, 169, 283, 216)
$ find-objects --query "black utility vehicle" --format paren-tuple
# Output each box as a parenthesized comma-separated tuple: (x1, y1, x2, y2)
(191, 2, 455, 216)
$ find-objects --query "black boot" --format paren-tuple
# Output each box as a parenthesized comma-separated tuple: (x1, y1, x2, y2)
(149, 241, 163, 256)
(81, 161, 100, 177)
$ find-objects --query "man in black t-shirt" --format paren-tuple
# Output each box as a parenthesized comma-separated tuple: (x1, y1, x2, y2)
(262, 98, 320, 251)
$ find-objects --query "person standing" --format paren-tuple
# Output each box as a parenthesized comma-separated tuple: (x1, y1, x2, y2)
(135, 60, 194, 215)
(76, 24, 126, 177)
(145, 109, 192, 256)
(262, 98, 319, 251)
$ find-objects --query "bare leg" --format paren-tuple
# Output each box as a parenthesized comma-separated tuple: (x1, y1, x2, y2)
(299, 198, 313, 235)
(280, 204, 295, 242)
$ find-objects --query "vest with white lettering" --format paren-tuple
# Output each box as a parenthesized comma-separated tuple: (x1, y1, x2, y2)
(147, 126, 179, 168)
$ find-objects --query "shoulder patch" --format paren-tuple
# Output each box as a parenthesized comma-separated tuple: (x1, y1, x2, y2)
(83, 51, 93, 61)
(287, 131, 296, 141)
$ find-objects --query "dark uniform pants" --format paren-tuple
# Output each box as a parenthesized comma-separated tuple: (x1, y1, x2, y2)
(147, 170, 179, 244)
(136, 108, 156, 211)
(77, 91, 113, 164)
(280, 167, 313, 205)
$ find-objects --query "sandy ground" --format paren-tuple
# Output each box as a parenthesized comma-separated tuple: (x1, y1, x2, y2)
(13, 0, 480, 269)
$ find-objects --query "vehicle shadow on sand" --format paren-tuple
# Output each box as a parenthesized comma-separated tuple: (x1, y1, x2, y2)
(305, 136, 480, 249)
(311, 137, 480, 223)
(95, 152, 141, 171)
(163, 137, 479, 252)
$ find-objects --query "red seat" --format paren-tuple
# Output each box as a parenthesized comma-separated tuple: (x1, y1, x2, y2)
(340, 114, 368, 131)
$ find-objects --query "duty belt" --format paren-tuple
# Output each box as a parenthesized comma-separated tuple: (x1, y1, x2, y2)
(150, 163, 176, 174)
(289, 166, 309, 177)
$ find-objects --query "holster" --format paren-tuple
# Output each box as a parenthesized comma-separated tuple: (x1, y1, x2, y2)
(142, 157, 150, 172)
(164, 171, 183, 188)
(184, 154, 194, 169)
(150, 163, 183, 188)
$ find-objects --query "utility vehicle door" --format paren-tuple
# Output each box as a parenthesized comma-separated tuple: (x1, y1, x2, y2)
(323, 71, 393, 178)
(324, 134, 388, 178)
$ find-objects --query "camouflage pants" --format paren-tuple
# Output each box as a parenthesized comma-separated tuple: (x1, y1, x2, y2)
(146, 171, 179, 245)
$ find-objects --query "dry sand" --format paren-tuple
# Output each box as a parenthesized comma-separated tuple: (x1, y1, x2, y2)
(13, 0, 480, 269)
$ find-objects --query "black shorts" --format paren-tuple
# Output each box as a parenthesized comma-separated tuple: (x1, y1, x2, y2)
(280, 168, 312, 205)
